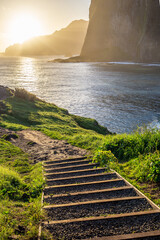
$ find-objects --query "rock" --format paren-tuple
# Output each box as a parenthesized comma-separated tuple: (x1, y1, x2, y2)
(2, 133, 19, 141)
(0, 85, 13, 100)
(81, 0, 160, 62)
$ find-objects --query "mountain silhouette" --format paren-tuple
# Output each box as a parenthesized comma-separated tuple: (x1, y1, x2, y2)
(5, 20, 88, 57)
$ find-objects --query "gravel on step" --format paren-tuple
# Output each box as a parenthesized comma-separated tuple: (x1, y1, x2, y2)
(44, 198, 152, 221)
(45, 160, 91, 169)
(44, 212, 160, 240)
(44, 163, 99, 172)
(44, 179, 126, 195)
(45, 168, 106, 178)
(44, 187, 137, 205)
(44, 157, 87, 165)
(46, 173, 118, 186)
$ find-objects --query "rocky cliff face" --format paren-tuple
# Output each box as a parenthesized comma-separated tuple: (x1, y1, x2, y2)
(81, 0, 160, 62)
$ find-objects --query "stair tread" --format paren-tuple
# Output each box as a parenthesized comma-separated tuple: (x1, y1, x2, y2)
(44, 163, 98, 170)
(44, 159, 91, 168)
(44, 186, 134, 199)
(45, 178, 125, 189)
(44, 156, 87, 165)
(43, 210, 160, 225)
(43, 196, 144, 209)
(44, 167, 106, 175)
(46, 172, 117, 181)
(83, 230, 160, 240)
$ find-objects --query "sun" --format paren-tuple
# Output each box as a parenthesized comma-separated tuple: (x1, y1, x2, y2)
(9, 13, 44, 44)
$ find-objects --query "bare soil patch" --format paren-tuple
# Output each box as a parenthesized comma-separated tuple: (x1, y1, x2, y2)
(0, 128, 87, 162)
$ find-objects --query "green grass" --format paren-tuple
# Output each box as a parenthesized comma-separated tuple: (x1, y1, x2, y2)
(119, 151, 160, 183)
(93, 129, 160, 206)
(0, 139, 45, 239)
(0, 94, 109, 151)
(100, 128, 160, 162)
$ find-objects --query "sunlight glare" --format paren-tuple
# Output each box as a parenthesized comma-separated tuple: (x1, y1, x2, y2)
(9, 13, 43, 44)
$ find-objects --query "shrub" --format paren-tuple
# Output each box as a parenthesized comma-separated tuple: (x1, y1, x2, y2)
(137, 151, 160, 183)
(72, 115, 110, 135)
(101, 129, 160, 162)
(0, 166, 25, 200)
(149, 151, 160, 182)
(14, 88, 39, 102)
(93, 150, 117, 170)
(124, 151, 160, 183)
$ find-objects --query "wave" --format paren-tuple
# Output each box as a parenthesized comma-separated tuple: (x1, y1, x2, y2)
(148, 120, 160, 130)
(108, 61, 160, 67)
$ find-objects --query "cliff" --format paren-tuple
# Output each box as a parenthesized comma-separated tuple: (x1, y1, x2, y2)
(81, 0, 160, 62)
(5, 20, 88, 57)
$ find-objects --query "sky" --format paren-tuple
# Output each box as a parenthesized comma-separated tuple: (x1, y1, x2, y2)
(0, 0, 91, 52)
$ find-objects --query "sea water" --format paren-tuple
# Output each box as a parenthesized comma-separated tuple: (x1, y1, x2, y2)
(0, 56, 160, 133)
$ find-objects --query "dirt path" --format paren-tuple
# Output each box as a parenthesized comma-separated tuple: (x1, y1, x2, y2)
(0, 128, 87, 162)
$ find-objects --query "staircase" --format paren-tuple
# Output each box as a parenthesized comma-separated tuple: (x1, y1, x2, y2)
(41, 157, 160, 240)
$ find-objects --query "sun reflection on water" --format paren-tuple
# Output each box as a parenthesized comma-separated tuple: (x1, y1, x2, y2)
(18, 57, 38, 92)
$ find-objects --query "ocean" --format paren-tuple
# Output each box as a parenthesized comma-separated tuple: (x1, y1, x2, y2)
(0, 56, 160, 133)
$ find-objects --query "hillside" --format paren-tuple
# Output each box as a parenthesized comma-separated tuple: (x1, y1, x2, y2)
(5, 20, 88, 57)
(0, 87, 159, 238)
(0, 87, 110, 150)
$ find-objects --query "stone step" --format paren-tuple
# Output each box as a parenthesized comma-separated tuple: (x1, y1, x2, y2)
(44, 157, 87, 165)
(43, 211, 160, 240)
(83, 230, 160, 239)
(43, 159, 92, 169)
(44, 179, 127, 195)
(44, 168, 106, 178)
(44, 163, 99, 172)
(44, 186, 137, 205)
(43, 197, 152, 221)
(46, 172, 118, 186)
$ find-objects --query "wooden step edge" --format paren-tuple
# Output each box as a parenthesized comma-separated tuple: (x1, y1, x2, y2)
(45, 172, 117, 182)
(114, 170, 160, 211)
(38, 171, 45, 240)
(43, 156, 87, 164)
(42, 210, 160, 225)
(43, 186, 134, 199)
(44, 167, 106, 176)
(44, 159, 91, 167)
(82, 230, 160, 240)
(43, 163, 98, 171)
(43, 196, 145, 209)
(44, 179, 125, 190)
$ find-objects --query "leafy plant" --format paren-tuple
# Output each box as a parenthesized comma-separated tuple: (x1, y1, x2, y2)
(101, 129, 160, 162)
(93, 150, 117, 170)
(147, 151, 160, 182)
(14, 88, 40, 102)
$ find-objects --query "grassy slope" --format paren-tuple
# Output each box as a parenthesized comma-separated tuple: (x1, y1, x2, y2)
(0, 139, 46, 239)
(0, 95, 108, 151)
